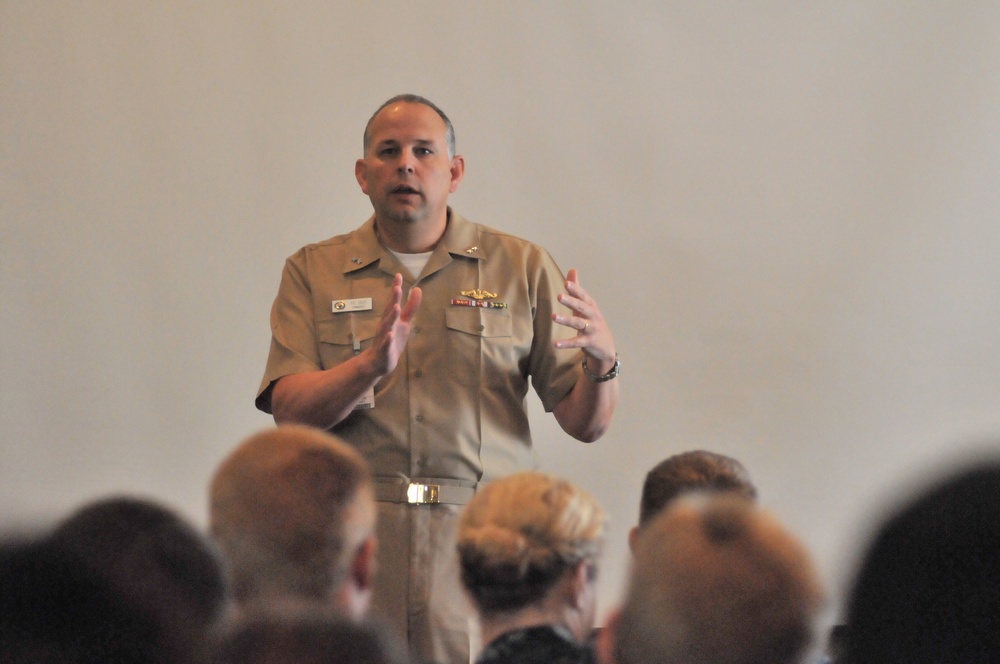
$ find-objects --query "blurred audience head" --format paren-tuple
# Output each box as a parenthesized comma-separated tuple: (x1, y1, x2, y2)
(609, 493, 823, 664)
(209, 425, 376, 619)
(457, 471, 605, 644)
(213, 605, 408, 664)
(50, 494, 229, 653)
(632, 450, 757, 552)
(844, 461, 1000, 664)
(0, 534, 168, 664)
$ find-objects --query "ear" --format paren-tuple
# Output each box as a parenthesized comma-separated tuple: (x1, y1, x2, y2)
(596, 609, 622, 664)
(355, 158, 369, 194)
(570, 560, 593, 610)
(628, 526, 639, 555)
(351, 535, 377, 590)
(449, 155, 465, 193)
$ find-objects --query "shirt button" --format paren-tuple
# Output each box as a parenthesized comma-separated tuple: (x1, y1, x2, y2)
(415, 414, 424, 423)
(477, 324, 485, 331)
(414, 369, 423, 378)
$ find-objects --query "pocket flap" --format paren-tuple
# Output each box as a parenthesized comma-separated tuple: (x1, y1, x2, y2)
(445, 307, 513, 339)
(316, 316, 379, 346)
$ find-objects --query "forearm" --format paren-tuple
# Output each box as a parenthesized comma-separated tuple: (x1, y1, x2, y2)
(270, 350, 384, 429)
(552, 357, 619, 443)
(270, 275, 421, 429)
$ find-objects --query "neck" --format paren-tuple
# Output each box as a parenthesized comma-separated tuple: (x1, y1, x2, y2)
(374, 211, 448, 253)
(479, 597, 588, 647)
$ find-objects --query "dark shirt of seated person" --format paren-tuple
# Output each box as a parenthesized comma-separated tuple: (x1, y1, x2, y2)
(457, 472, 604, 664)
(212, 604, 409, 664)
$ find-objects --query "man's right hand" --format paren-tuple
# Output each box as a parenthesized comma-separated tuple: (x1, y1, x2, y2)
(271, 273, 421, 429)
(364, 273, 423, 376)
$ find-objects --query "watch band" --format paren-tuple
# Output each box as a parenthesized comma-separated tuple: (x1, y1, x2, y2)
(583, 353, 620, 382)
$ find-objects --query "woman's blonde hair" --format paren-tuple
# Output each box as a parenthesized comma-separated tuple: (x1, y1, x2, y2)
(457, 472, 605, 614)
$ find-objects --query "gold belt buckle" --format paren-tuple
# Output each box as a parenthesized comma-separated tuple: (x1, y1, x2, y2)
(406, 483, 440, 504)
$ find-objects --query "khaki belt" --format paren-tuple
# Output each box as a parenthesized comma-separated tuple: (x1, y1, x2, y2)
(374, 481, 476, 505)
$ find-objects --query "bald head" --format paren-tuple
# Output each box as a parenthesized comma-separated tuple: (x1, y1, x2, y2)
(615, 494, 823, 664)
(209, 426, 375, 611)
(363, 93, 455, 158)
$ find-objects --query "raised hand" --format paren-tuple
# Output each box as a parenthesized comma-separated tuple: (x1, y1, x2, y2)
(367, 273, 423, 376)
(553, 269, 616, 367)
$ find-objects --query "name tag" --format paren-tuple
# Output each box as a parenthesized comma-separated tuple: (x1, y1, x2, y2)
(332, 297, 373, 313)
(354, 387, 375, 411)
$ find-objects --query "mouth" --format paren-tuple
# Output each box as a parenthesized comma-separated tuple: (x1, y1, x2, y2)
(390, 184, 420, 196)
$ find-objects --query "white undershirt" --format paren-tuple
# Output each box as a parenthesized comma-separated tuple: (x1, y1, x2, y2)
(388, 249, 433, 281)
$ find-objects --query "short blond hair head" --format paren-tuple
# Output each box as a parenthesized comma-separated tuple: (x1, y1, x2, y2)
(209, 425, 375, 606)
(457, 472, 605, 615)
(616, 493, 823, 664)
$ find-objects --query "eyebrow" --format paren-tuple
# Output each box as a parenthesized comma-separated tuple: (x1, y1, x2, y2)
(376, 138, 437, 148)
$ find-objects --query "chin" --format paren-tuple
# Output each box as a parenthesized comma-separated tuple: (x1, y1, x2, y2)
(390, 211, 424, 224)
(376, 201, 434, 227)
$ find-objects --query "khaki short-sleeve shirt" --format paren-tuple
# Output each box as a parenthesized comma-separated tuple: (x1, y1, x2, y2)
(257, 210, 581, 483)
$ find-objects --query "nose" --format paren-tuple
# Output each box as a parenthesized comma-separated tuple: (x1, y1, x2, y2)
(397, 149, 416, 174)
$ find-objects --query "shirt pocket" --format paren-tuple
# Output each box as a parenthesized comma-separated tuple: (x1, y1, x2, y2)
(445, 307, 515, 387)
(316, 315, 380, 370)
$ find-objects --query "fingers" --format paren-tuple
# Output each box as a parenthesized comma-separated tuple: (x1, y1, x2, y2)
(552, 312, 590, 333)
(560, 268, 596, 312)
(553, 268, 615, 361)
(557, 292, 592, 322)
(564, 269, 585, 302)
(380, 275, 422, 323)
(401, 285, 422, 321)
(380, 273, 404, 317)
(556, 268, 596, 328)
(369, 275, 417, 375)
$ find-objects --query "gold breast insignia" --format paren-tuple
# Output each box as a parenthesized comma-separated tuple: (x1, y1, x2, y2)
(461, 289, 498, 301)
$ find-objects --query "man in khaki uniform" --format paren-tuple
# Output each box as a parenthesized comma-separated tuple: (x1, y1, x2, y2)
(256, 94, 619, 664)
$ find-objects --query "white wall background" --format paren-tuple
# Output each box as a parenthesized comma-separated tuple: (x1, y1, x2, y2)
(4, 1, 1000, 631)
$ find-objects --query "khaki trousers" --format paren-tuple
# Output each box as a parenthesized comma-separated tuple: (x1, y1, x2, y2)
(371, 502, 481, 664)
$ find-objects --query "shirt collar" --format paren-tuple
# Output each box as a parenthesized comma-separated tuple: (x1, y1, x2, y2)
(438, 209, 486, 262)
(341, 208, 485, 276)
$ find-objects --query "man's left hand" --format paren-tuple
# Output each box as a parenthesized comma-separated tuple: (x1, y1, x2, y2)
(553, 268, 616, 371)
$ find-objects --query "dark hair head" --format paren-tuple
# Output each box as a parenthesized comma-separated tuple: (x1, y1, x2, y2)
(51, 495, 229, 626)
(638, 450, 757, 527)
(363, 94, 456, 158)
(213, 607, 409, 664)
(48, 495, 229, 663)
(844, 462, 1000, 664)
(0, 535, 168, 664)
